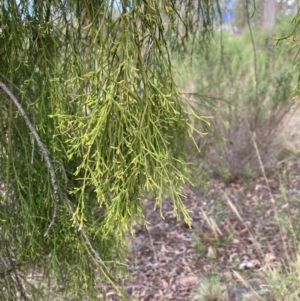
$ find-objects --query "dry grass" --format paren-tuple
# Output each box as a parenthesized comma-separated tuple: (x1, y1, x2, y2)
(193, 130, 300, 301)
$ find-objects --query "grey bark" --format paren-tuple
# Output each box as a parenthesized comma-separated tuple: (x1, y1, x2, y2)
(263, 0, 276, 30)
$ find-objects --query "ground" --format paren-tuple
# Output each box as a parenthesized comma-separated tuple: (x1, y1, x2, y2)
(114, 159, 300, 301)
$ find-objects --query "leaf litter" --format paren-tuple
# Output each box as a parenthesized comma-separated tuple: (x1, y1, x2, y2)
(121, 159, 300, 301)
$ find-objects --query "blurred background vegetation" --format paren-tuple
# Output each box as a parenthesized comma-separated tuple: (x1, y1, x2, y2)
(173, 1, 299, 185)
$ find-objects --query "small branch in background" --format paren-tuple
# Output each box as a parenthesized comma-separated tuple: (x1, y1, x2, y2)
(0, 82, 60, 236)
(224, 192, 264, 265)
(0, 256, 23, 279)
(251, 132, 272, 200)
(5, 247, 27, 301)
(246, 0, 259, 109)
(251, 131, 292, 265)
(147, 227, 158, 264)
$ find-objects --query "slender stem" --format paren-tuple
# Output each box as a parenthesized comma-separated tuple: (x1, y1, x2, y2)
(0, 82, 59, 236)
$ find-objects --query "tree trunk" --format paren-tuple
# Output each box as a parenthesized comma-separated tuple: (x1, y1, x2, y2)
(263, 0, 276, 30)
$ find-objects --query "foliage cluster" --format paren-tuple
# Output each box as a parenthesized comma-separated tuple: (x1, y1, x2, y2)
(0, 0, 221, 300)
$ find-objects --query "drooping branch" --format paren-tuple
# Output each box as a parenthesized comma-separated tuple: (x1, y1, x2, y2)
(51, 160, 108, 270)
(0, 81, 59, 236)
(0, 73, 36, 163)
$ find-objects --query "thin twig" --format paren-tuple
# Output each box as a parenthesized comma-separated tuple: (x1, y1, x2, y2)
(251, 132, 272, 200)
(0, 73, 36, 164)
(147, 228, 158, 263)
(224, 192, 265, 265)
(251, 131, 291, 266)
(246, 0, 259, 109)
(0, 82, 59, 236)
(5, 247, 27, 301)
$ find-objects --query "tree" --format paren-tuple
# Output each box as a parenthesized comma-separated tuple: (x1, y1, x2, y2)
(233, 0, 262, 32)
(263, 0, 277, 30)
(233, 0, 290, 33)
(0, 1, 221, 300)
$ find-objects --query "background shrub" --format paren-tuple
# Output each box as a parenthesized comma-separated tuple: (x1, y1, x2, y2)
(174, 16, 298, 181)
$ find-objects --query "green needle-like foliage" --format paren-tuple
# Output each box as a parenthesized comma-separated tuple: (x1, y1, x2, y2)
(0, 1, 220, 300)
